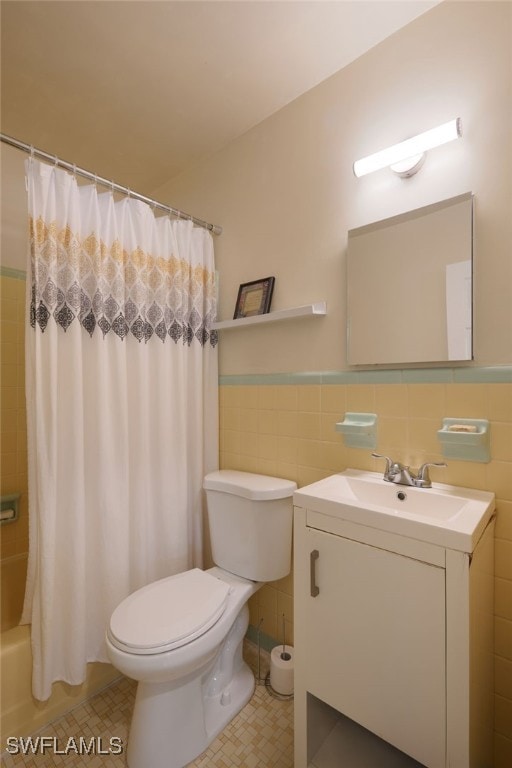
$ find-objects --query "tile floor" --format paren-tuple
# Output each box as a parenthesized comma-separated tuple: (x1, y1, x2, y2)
(307, 715, 424, 768)
(1, 642, 294, 768)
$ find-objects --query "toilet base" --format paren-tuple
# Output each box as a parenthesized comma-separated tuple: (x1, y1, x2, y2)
(126, 604, 255, 768)
(204, 659, 255, 746)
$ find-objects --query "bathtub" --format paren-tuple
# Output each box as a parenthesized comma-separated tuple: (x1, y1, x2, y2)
(1, 553, 28, 632)
(1, 610, 119, 745)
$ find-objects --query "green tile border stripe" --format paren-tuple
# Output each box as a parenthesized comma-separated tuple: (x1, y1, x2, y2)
(452, 366, 512, 383)
(0, 266, 26, 281)
(220, 366, 512, 385)
(220, 372, 324, 386)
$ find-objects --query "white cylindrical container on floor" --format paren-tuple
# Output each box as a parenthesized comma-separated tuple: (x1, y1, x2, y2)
(270, 645, 294, 696)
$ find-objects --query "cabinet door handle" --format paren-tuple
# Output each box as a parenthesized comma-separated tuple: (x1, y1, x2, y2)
(310, 549, 320, 597)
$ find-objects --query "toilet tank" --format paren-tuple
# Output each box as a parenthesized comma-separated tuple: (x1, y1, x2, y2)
(203, 470, 297, 582)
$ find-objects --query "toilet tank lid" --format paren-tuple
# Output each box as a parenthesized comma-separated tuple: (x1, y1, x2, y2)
(204, 470, 297, 500)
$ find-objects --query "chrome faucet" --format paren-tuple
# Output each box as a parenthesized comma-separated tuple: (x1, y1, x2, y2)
(371, 453, 446, 489)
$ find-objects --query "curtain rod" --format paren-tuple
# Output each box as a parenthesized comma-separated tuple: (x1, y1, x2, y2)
(1, 133, 222, 236)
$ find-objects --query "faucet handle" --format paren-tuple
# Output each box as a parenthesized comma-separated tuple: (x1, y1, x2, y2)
(371, 452, 394, 477)
(416, 461, 447, 488)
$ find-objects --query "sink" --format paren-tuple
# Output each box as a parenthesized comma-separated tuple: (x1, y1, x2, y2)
(293, 469, 495, 552)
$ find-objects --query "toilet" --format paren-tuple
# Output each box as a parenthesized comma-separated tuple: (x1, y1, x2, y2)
(106, 470, 296, 768)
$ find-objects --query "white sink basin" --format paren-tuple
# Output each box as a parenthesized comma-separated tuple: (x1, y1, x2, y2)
(294, 469, 495, 552)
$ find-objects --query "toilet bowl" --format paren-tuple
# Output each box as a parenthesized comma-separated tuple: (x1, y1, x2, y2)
(106, 470, 296, 768)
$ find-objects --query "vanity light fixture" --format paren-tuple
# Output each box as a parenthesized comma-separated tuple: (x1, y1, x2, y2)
(353, 118, 462, 178)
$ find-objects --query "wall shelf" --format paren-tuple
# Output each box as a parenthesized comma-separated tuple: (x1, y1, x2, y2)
(212, 301, 326, 331)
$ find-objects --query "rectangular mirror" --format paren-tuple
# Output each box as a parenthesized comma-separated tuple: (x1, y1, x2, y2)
(347, 192, 473, 365)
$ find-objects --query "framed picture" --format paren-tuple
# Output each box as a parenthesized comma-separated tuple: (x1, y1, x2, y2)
(233, 276, 275, 319)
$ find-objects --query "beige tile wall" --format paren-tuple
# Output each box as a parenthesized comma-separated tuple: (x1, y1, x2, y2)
(220, 380, 512, 765)
(2, 277, 510, 758)
(0, 274, 28, 630)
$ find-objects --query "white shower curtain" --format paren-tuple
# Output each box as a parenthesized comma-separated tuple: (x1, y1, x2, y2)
(21, 159, 219, 701)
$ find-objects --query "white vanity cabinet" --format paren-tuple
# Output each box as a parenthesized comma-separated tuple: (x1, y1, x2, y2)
(293, 473, 495, 768)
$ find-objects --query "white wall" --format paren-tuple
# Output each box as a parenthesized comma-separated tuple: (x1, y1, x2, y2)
(153, 0, 512, 375)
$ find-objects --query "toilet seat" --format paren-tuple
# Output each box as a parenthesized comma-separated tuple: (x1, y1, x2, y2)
(108, 569, 231, 655)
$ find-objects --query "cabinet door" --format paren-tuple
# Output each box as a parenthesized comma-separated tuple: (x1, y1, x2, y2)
(300, 527, 446, 768)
